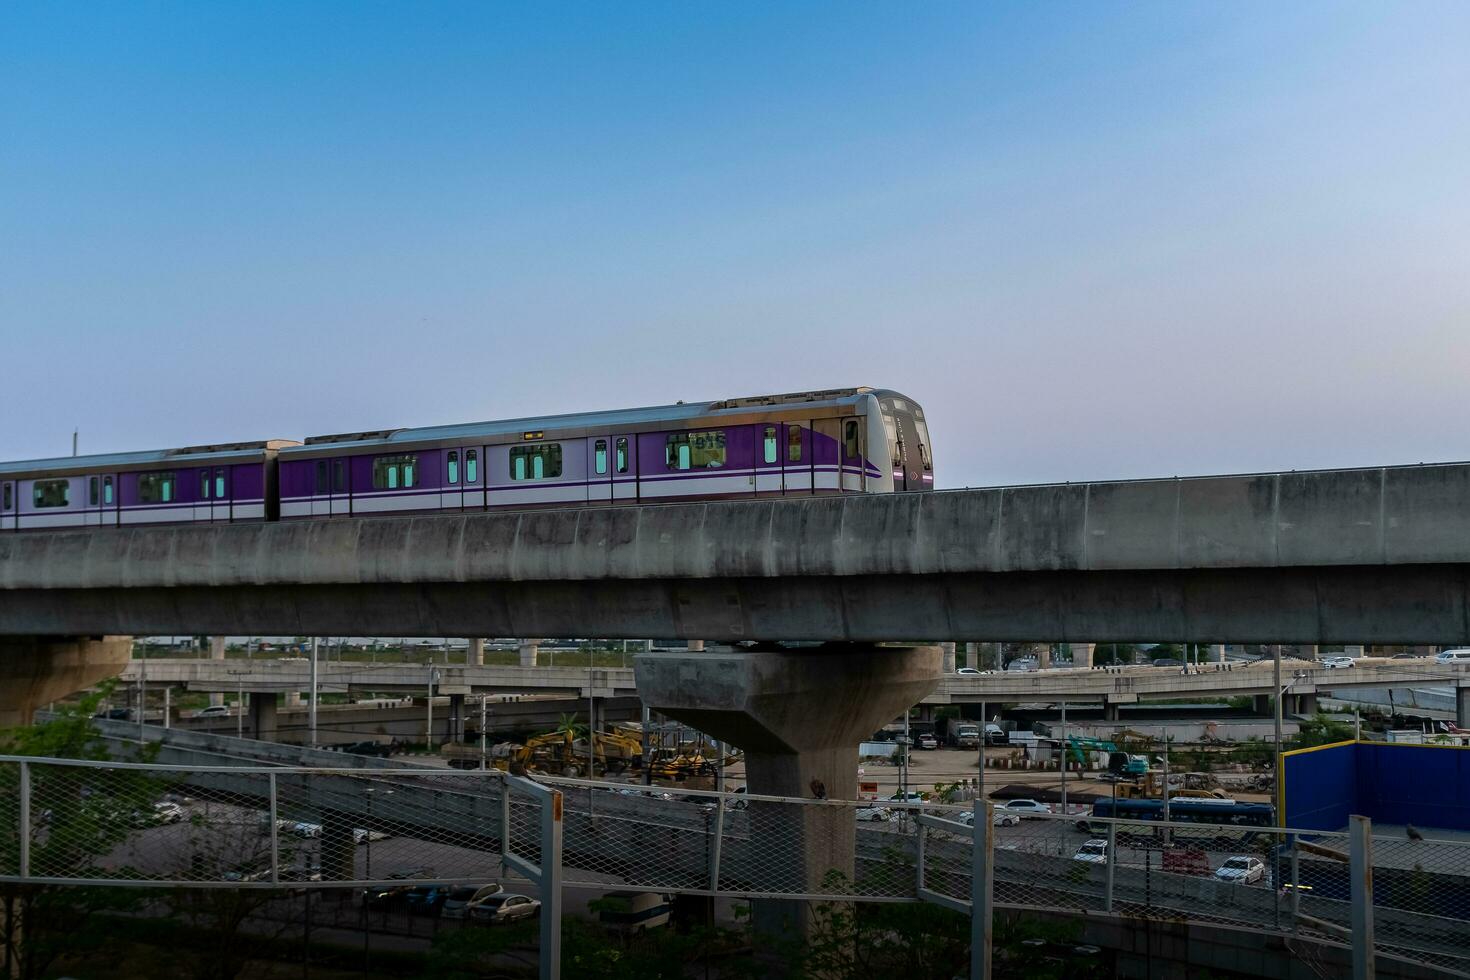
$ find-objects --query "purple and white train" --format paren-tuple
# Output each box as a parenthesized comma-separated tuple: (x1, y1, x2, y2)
(0, 387, 933, 531)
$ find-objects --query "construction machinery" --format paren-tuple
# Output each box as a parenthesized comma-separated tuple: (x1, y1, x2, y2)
(1067, 736, 1148, 777)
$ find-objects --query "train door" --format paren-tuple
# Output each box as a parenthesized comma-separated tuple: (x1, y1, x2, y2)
(611, 436, 637, 502)
(101, 474, 117, 526)
(193, 468, 213, 522)
(211, 467, 230, 522)
(840, 416, 866, 492)
(2, 480, 13, 530)
(441, 449, 464, 511)
(85, 475, 103, 526)
(755, 425, 783, 496)
(883, 413, 908, 491)
(587, 437, 613, 504)
(328, 457, 350, 516)
(812, 419, 842, 493)
(782, 422, 813, 495)
(460, 448, 483, 511)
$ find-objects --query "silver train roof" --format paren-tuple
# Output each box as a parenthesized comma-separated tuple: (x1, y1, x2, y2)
(284, 387, 891, 454)
(0, 440, 299, 479)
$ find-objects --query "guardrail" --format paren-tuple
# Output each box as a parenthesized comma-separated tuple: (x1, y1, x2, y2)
(2, 756, 1466, 978)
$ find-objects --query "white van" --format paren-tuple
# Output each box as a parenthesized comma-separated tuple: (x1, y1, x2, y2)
(598, 891, 672, 934)
(1435, 649, 1470, 665)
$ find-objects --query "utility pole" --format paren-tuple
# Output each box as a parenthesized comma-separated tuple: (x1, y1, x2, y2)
(137, 644, 147, 744)
(1059, 700, 1067, 816)
(977, 700, 987, 805)
(480, 695, 488, 769)
(309, 637, 319, 748)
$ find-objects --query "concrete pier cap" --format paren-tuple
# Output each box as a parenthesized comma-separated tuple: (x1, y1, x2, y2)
(634, 643, 943, 943)
(0, 635, 133, 728)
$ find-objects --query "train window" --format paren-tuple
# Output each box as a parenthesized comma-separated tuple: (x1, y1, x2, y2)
(787, 426, 802, 463)
(139, 472, 176, 504)
(200, 471, 212, 499)
(465, 450, 477, 484)
(594, 440, 608, 475)
(509, 444, 563, 481)
(34, 480, 70, 508)
(103, 476, 113, 505)
(843, 421, 861, 459)
(763, 427, 777, 464)
(615, 437, 628, 474)
(372, 455, 419, 491)
(665, 431, 725, 470)
(447, 451, 459, 485)
(315, 461, 329, 494)
(215, 470, 226, 499)
(90, 477, 99, 506)
(914, 417, 933, 471)
(2, 483, 10, 510)
(332, 460, 345, 492)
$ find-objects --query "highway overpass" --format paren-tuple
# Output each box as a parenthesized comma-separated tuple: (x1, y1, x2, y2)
(7, 462, 1470, 643)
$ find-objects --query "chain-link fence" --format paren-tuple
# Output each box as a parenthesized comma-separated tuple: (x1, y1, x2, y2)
(3, 756, 1467, 977)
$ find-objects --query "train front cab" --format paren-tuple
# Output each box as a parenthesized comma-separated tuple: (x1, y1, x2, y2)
(873, 391, 934, 492)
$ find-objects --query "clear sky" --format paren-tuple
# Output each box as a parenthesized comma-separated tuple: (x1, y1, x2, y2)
(2, 2, 1466, 487)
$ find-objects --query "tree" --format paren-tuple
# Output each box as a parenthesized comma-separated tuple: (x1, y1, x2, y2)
(0, 684, 166, 980)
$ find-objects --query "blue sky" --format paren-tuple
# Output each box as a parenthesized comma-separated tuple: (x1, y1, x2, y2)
(2, 2, 1467, 486)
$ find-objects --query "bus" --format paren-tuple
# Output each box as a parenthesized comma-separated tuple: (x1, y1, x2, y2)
(1081, 798, 1275, 846)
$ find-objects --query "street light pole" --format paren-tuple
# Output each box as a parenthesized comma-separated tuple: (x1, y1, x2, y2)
(1060, 700, 1067, 816)
(309, 637, 319, 748)
(480, 695, 489, 769)
(426, 668, 441, 751)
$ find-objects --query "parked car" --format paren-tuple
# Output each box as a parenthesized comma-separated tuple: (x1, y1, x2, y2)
(406, 885, 453, 916)
(1000, 799, 1051, 818)
(956, 667, 982, 675)
(1073, 839, 1110, 864)
(195, 705, 231, 718)
(362, 868, 435, 909)
(470, 892, 541, 924)
(1151, 658, 1183, 668)
(887, 791, 927, 809)
(1319, 656, 1355, 669)
(597, 891, 672, 934)
(1434, 649, 1470, 665)
(1214, 856, 1265, 884)
(984, 724, 1009, 746)
(855, 805, 892, 822)
(441, 884, 505, 920)
(956, 809, 1019, 828)
(916, 733, 939, 750)
(152, 801, 186, 824)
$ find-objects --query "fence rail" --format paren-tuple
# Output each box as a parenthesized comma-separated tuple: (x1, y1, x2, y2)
(2, 756, 1467, 978)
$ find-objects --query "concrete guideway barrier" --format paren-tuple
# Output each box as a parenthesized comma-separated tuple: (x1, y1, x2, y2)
(9, 463, 1470, 640)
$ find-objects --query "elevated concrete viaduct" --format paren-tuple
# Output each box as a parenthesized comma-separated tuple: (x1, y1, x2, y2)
(6, 463, 1470, 643)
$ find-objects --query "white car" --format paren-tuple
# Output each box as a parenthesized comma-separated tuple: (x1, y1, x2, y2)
(195, 704, 232, 718)
(1000, 799, 1052, 818)
(855, 805, 892, 822)
(888, 791, 926, 807)
(957, 810, 1019, 828)
(956, 667, 982, 675)
(441, 883, 504, 919)
(152, 801, 186, 824)
(1319, 656, 1355, 669)
(1214, 856, 1265, 884)
(1073, 839, 1109, 864)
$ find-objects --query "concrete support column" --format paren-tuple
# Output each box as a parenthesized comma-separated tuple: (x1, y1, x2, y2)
(209, 636, 227, 707)
(449, 693, 465, 743)
(1345, 645, 1365, 658)
(518, 639, 541, 668)
(1252, 694, 1271, 716)
(0, 635, 133, 728)
(635, 643, 941, 942)
(1211, 644, 1226, 664)
(1103, 703, 1121, 722)
(941, 641, 956, 673)
(1037, 645, 1052, 670)
(1074, 644, 1095, 669)
(468, 638, 484, 666)
(1296, 693, 1319, 716)
(248, 692, 278, 742)
(965, 642, 978, 670)
(285, 691, 304, 707)
(1457, 688, 1470, 729)
(687, 640, 706, 652)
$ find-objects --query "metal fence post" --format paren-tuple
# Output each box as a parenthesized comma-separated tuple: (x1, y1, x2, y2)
(500, 779, 512, 860)
(708, 796, 724, 892)
(540, 788, 563, 980)
(1349, 815, 1375, 980)
(971, 799, 992, 980)
(1104, 819, 1116, 913)
(1290, 834, 1301, 928)
(18, 761, 31, 878)
(268, 772, 280, 884)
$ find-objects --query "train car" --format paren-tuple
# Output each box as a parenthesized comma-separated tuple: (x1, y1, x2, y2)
(276, 387, 932, 519)
(0, 440, 296, 532)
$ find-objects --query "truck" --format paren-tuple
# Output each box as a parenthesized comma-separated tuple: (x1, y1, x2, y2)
(949, 723, 981, 749)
